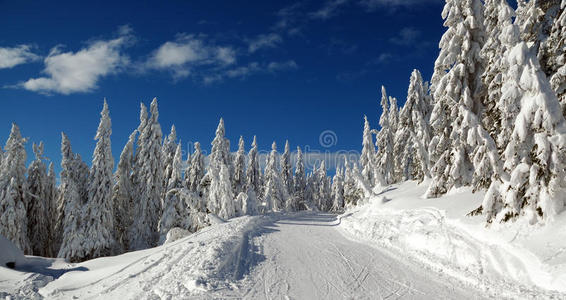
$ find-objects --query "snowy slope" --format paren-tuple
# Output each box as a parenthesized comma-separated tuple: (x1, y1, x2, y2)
(1, 215, 266, 299)
(339, 180, 566, 299)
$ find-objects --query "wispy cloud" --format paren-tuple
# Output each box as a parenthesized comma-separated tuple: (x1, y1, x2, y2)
(248, 33, 283, 53)
(0, 45, 40, 69)
(389, 27, 420, 45)
(204, 60, 298, 84)
(146, 34, 236, 79)
(310, 0, 350, 20)
(21, 28, 132, 95)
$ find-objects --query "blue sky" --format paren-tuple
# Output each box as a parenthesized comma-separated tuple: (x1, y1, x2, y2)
(0, 0, 444, 172)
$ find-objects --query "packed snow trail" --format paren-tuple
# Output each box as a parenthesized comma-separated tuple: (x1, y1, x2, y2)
(213, 212, 483, 299)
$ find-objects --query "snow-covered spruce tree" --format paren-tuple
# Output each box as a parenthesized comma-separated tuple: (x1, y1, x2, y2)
(186, 142, 205, 193)
(158, 143, 187, 242)
(232, 136, 247, 211)
(26, 142, 51, 256)
(375, 86, 395, 186)
(360, 116, 376, 186)
(46, 162, 58, 255)
(206, 118, 235, 218)
(540, 0, 566, 115)
(485, 20, 566, 223)
(263, 142, 287, 212)
(316, 161, 332, 211)
(246, 136, 262, 198)
(343, 162, 363, 207)
(292, 146, 307, 210)
(395, 69, 431, 182)
(162, 125, 178, 198)
(280, 140, 293, 196)
(480, 0, 514, 141)
(81, 100, 116, 260)
(129, 98, 164, 250)
(57, 133, 86, 262)
(331, 167, 345, 212)
(112, 129, 136, 253)
(0, 123, 30, 254)
(426, 0, 486, 198)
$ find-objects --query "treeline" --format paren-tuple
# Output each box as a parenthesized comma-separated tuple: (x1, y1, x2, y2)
(360, 0, 566, 224)
(0, 99, 366, 262)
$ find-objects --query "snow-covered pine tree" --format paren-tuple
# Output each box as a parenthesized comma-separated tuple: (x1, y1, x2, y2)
(186, 142, 205, 194)
(0, 123, 30, 254)
(489, 19, 566, 223)
(112, 129, 137, 253)
(57, 133, 86, 262)
(26, 142, 51, 256)
(290, 146, 307, 211)
(396, 69, 432, 182)
(426, 0, 486, 198)
(331, 167, 345, 212)
(206, 118, 235, 217)
(481, 0, 513, 141)
(540, 0, 566, 115)
(375, 86, 395, 186)
(263, 142, 287, 212)
(246, 136, 262, 197)
(343, 161, 363, 207)
(162, 125, 178, 199)
(233, 136, 247, 207)
(129, 98, 164, 250)
(316, 161, 332, 211)
(80, 100, 116, 260)
(360, 116, 376, 186)
(280, 140, 293, 196)
(46, 162, 58, 256)
(158, 143, 187, 241)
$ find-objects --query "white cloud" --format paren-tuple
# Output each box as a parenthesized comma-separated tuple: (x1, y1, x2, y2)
(267, 60, 298, 72)
(390, 27, 420, 45)
(22, 31, 132, 95)
(248, 33, 283, 53)
(0, 45, 40, 69)
(310, 0, 350, 20)
(147, 34, 236, 79)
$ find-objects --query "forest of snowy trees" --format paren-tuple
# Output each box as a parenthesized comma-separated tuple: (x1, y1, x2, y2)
(0, 98, 361, 262)
(1, 0, 566, 263)
(363, 0, 566, 224)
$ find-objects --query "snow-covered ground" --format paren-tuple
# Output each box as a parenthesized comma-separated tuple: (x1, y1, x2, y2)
(339, 180, 566, 299)
(3, 181, 566, 299)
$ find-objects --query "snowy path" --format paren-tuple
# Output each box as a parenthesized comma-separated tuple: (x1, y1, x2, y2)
(213, 212, 483, 299)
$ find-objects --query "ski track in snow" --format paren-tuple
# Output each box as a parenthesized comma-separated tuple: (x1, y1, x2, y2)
(209, 212, 482, 300)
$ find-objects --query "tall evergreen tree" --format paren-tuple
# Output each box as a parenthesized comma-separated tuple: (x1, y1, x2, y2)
(130, 98, 164, 250)
(263, 142, 287, 212)
(162, 125, 178, 198)
(246, 136, 262, 197)
(158, 143, 186, 240)
(280, 140, 293, 196)
(112, 129, 137, 253)
(186, 142, 205, 194)
(292, 146, 307, 210)
(331, 167, 345, 212)
(82, 100, 116, 259)
(57, 133, 86, 262)
(427, 0, 486, 198)
(46, 162, 58, 256)
(233, 136, 247, 199)
(360, 116, 376, 185)
(26, 142, 51, 256)
(0, 123, 30, 253)
(375, 86, 395, 186)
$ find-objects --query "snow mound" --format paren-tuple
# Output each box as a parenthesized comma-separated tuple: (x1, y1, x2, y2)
(339, 181, 566, 299)
(0, 234, 25, 268)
